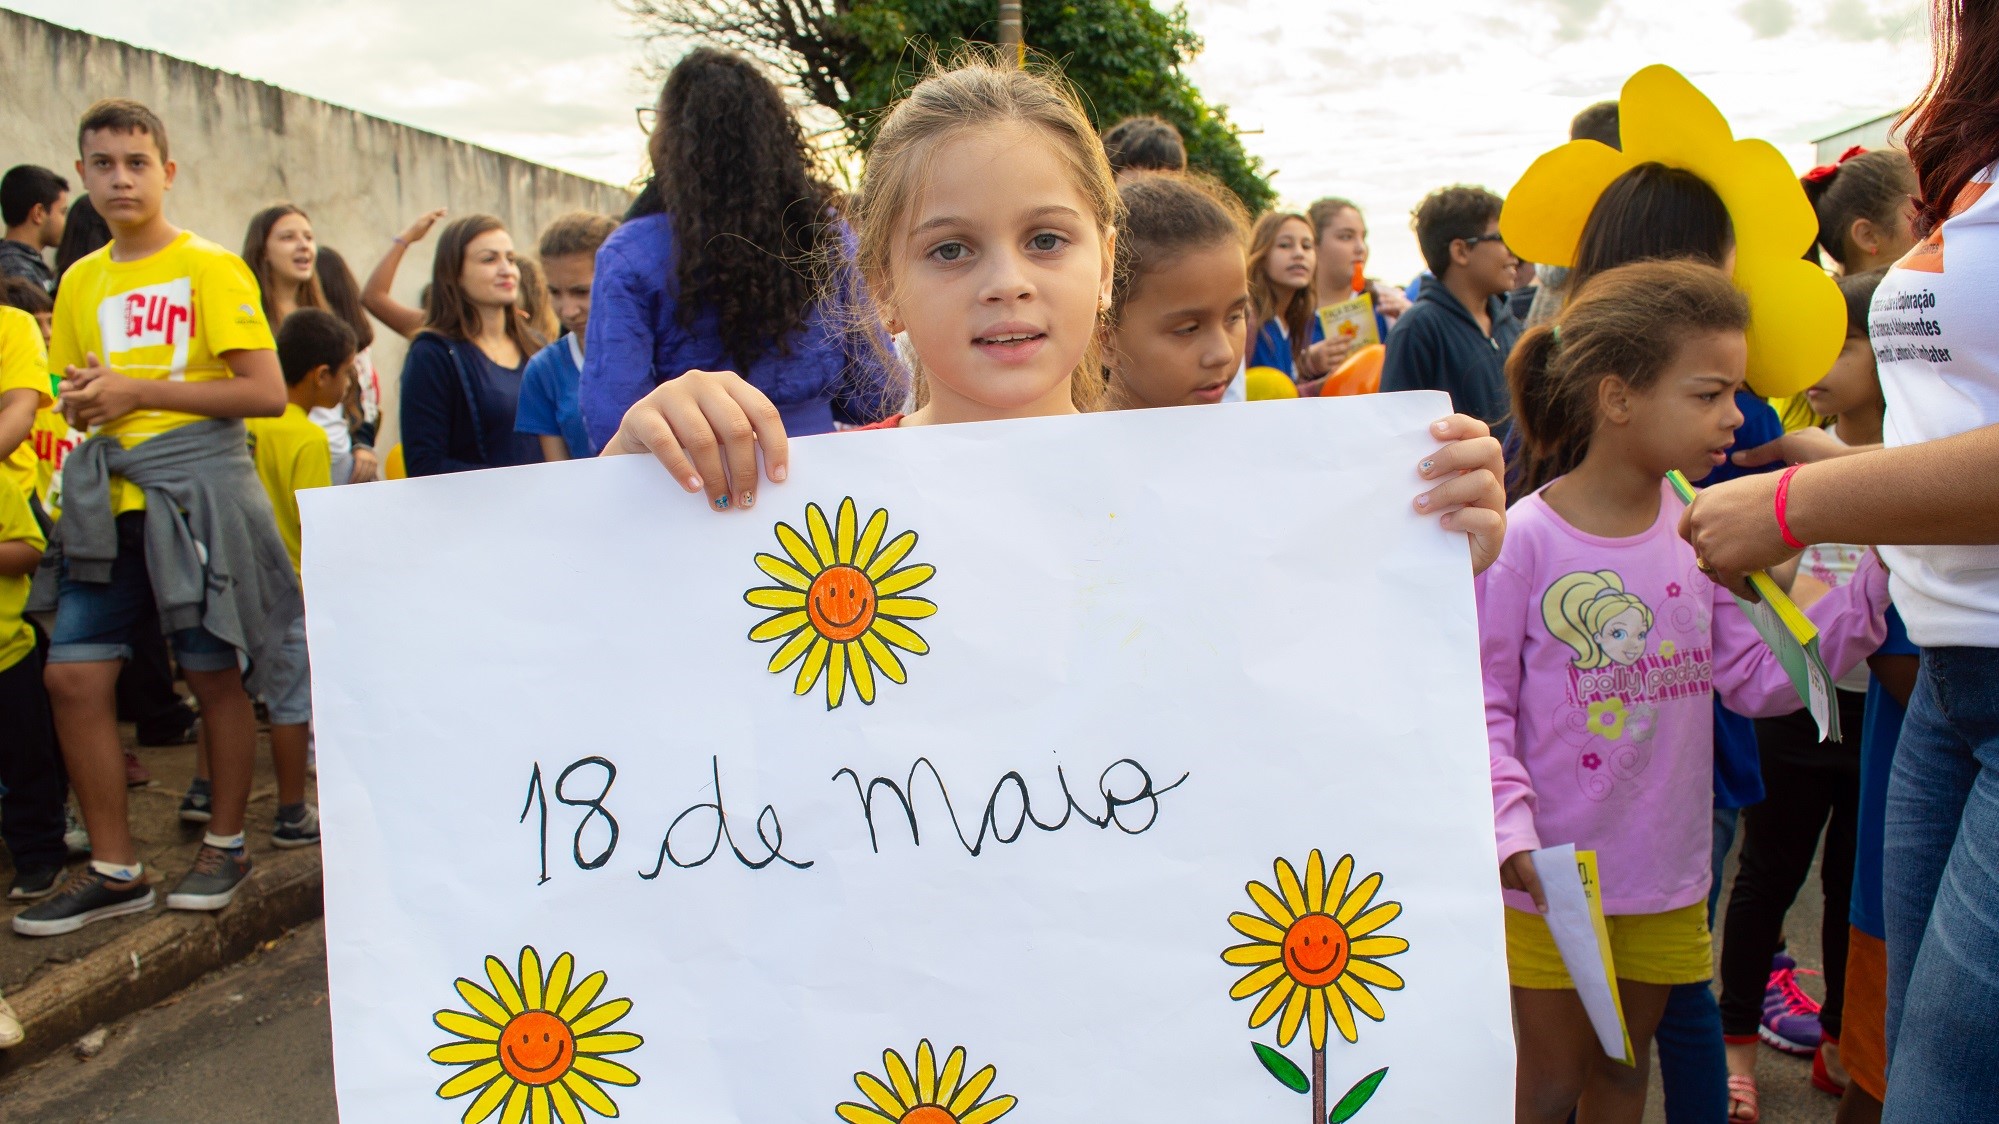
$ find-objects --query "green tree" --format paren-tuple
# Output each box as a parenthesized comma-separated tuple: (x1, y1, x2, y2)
(625, 0, 1273, 211)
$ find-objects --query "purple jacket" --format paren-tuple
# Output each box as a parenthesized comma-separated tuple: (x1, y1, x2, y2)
(578, 213, 899, 447)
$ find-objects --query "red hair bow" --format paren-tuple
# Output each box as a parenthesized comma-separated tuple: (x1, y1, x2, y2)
(1804, 144, 1868, 185)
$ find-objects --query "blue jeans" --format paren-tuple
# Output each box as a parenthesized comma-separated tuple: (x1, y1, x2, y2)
(47, 512, 236, 671)
(1643, 808, 1738, 1124)
(1883, 647, 1999, 1122)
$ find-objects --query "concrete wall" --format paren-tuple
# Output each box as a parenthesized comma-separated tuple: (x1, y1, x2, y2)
(0, 8, 632, 448)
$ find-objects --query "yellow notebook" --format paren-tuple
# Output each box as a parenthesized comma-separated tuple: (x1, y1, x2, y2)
(1316, 294, 1380, 350)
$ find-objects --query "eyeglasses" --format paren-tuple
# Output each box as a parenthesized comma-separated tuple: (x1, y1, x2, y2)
(1459, 233, 1510, 252)
(635, 106, 658, 134)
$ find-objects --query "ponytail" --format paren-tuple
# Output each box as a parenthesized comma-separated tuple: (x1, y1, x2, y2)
(1799, 148, 1918, 268)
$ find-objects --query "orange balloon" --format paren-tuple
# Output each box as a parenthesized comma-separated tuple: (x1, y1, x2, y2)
(1319, 344, 1384, 397)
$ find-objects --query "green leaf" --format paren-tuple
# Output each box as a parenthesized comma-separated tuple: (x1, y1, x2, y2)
(1251, 1042, 1309, 1094)
(1328, 1067, 1389, 1123)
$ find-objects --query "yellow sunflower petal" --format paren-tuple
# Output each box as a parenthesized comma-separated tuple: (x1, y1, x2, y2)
(1276, 982, 1309, 1047)
(574, 1033, 643, 1058)
(1247, 880, 1295, 929)
(518, 948, 544, 1010)
(876, 597, 937, 620)
(835, 498, 858, 564)
(849, 641, 877, 704)
(754, 552, 812, 590)
(1500, 138, 1636, 267)
(859, 632, 906, 684)
(438, 1059, 506, 1099)
(853, 508, 889, 570)
(572, 1055, 641, 1086)
(531, 1085, 552, 1124)
(1274, 858, 1309, 919)
(453, 979, 512, 1029)
(485, 956, 526, 1016)
(806, 503, 837, 569)
(749, 611, 810, 643)
(874, 564, 935, 597)
(1346, 900, 1402, 939)
(1337, 873, 1383, 924)
(556, 972, 606, 1022)
(766, 625, 818, 673)
(937, 1047, 967, 1106)
(826, 642, 848, 709)
(543, 954, 574, 1016)
(836, 1105, 900, 1124)
(1350, 935, 1410, 958)
(795, 636, 831, 696)
(464, 1074, 516, 1124)
(961, 1095, 1018, 1124)
(866, 530, 918, 580)
(1308, 982, 1330, 1051)
(1229, 960, 1289, 1000)
(1346, 958, 1407, 991)
(548, 1081, 586, 1124)
(1737, 253, 1847, 397)
(745, 586, 808, 610)
(1305, 850, 1327, 914)
(569, 998, 632, 1037)
(431, 1041, 501, 1065)
(869, 618, 930, 655)
(436, 1010, 504, 1043)
(1228, 911, 1287, 945)
(855, 1072, 910, 1115)
(1340, 973, 1388, 1022)
(948, 1065, 996, 1115)
(1324, 854, 1355, 918)
(501, 1083, 531, 1124)
(1222, 941, 1282, 966)
(1248, 976, 1295, 1029)
(561, 1071, 619, 1116)
(915, 1039, 938, 1103)
(884, 1048, 919, 1107)
(776, 522, 823, 575)
(1328, 982, 1361, 1043)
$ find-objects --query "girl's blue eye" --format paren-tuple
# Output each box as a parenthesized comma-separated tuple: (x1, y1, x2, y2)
(933, 242, 967, 262)
(1029, 232, 1065, 252)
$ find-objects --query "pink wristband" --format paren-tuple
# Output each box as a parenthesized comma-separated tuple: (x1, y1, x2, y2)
(1774, 465, 1806, 550)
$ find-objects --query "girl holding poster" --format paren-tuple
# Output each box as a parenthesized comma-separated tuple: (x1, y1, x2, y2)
(597, 54, 1507, 572)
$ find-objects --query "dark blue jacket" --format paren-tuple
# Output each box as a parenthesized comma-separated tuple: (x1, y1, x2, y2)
(399, 333, 542, 476)
(1380, 280, 1523, 426)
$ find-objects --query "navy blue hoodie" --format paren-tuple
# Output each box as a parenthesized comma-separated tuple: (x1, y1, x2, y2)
(1379, 280, 1523, 427)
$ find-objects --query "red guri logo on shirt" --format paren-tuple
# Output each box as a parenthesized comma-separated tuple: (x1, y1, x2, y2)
(99, 277, 195, 351)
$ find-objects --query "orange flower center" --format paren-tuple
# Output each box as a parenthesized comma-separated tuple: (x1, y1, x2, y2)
(900, 1107, 959, 1124)
(808, 564, 878, 642)
(1281, 912, 1351, 988)
(498, 1010, 576, 1086)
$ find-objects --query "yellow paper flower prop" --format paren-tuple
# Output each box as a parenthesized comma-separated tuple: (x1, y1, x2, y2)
(1499, 64, 1843, 398)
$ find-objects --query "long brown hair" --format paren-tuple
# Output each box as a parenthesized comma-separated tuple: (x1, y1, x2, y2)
(1506, 259, 1749, 499)
(242, 204, 325, 323)
(1902, 0, 1999, 232)
(1247, 211, 1314, 371)
(422, 214, 543, 359)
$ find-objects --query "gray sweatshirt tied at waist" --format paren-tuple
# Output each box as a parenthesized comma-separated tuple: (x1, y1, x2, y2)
(58, 417, 303, 695)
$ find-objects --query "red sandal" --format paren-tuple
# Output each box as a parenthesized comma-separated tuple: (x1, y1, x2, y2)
(1727, 1073, 1761, 1123)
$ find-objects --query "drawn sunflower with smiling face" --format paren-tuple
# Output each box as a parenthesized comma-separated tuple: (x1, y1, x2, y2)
(835, 1040, 1017, 1124)
(429, 946, 642, 1124)
(745, 498, 937, 709)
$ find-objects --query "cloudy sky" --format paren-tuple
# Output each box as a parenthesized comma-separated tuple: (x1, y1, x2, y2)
(5, 0, 1935, 281)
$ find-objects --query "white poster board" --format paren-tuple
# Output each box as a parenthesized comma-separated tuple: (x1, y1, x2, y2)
(302, 393, 1513, 1123)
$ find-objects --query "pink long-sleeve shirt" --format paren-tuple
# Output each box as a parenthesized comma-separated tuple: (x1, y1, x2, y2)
(1479, 480, 1890, 915)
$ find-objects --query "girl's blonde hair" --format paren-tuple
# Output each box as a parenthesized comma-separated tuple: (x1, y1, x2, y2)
(1246, 211, 1316, 373)
(1543, 570, 1654, 669)
(847, 52, 1121, 412)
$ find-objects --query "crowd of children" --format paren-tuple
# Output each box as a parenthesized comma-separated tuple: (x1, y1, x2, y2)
(0, 25, 1989, 1123)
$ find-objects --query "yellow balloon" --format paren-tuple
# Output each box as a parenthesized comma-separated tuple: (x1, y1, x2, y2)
(1243, 366, 1300, 401)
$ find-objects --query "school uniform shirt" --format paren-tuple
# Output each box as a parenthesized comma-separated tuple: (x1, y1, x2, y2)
(29, 405, 80, 515)
(245, 403, 331, 575)
(0, 306, 53, 498)
(1479, 479, 1890, 915)
(1872, 159, 1999, 647)
(1247, 316, 1324, 379)
(0, 479, 45, 673)
(516, 334, 593, 458)
(49, 232, 275, 514)
(1380, 281, 1522, 428)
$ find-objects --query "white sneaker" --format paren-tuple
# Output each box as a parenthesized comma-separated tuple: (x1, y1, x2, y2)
(0, 991, 23, 1049)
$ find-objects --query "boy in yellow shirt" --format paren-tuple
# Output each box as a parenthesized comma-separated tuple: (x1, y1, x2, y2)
(18, 99, 299, 937)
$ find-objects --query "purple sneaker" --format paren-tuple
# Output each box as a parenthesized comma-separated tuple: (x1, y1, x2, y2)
(1760, 961, 1823, 1056)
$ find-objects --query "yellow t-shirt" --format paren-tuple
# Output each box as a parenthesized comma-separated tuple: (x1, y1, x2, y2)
(29, 406, 81, 514)
(49, 232, 276, 513)
(0, 306, 53, 500)
(245, 403, 330, 575)
(0, 477, 46, 674)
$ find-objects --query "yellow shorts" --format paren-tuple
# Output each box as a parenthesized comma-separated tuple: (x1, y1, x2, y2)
(1505, 902, 1713, 989)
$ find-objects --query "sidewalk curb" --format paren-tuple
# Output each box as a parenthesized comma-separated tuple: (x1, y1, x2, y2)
(0, 847, 322, 1078)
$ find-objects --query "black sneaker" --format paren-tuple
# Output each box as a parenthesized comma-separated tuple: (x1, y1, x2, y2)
(136, 700, 200, 747)
(165, 845, 250, 911)
(178, 780, 212, 824)
(271, 804, 320, 849)
(13, 868, 155, 937)
(7, 863, 64, 901)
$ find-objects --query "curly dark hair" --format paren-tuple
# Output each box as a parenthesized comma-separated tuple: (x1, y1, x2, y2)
(632, 48, 835, 375)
